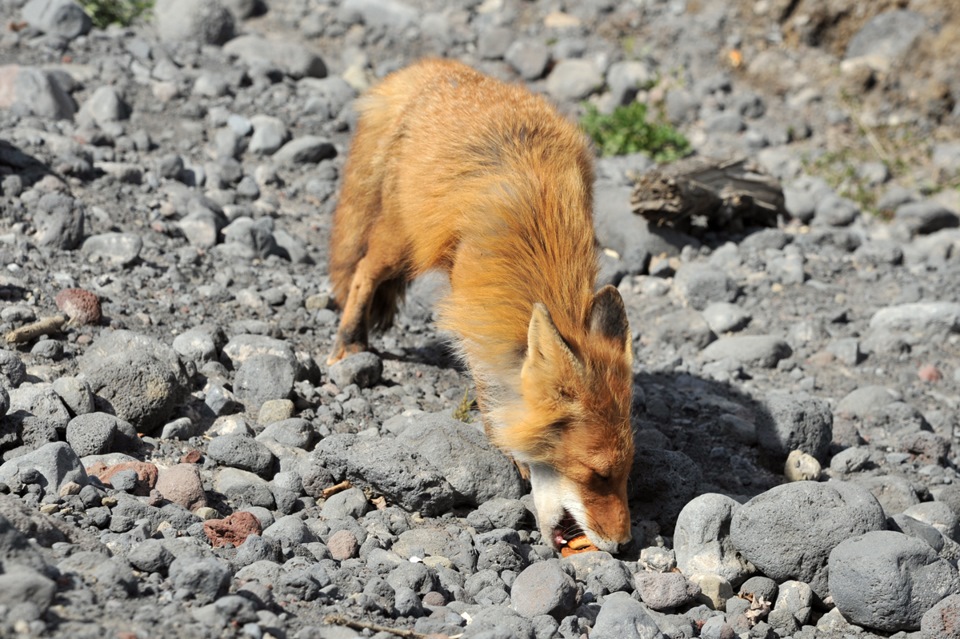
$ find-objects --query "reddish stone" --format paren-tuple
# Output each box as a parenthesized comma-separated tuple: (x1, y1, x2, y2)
(918, 364, 943, 382)
(55, 288, 102, 325)
(180, 449, 202, 464)
(155, 463, 207, 510)
(203, 511, 262, 549)
(85, 461, 159, 496)
(327, 529, 359, 561)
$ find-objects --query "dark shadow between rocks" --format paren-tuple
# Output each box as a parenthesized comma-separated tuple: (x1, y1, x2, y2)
(625, 369, 782, 547)
(0, 139, 56, 189)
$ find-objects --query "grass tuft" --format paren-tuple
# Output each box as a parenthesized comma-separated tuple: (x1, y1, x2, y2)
(581, 101, 691, 162)
(81, 0, 154, 29)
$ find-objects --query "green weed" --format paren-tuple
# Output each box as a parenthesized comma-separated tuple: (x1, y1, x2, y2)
(581, 101, 691, 162)
(81, 0, 153, 29)
(452, 388, 475, 424)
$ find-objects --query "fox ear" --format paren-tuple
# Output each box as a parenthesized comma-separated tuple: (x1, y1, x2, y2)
(524, 303, 583, 376)
(589, 285, 632, 360)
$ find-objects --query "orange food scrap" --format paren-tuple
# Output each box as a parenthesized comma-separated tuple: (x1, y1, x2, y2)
(560, 534, 599, 557)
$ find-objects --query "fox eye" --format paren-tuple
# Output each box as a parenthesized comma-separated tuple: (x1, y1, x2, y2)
(591, 469, 611, 482)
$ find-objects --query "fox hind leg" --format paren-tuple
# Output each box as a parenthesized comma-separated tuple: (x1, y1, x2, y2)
(327, 230, 408, 365)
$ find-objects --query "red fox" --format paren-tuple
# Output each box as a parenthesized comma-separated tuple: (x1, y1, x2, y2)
(327, 59, 634, 554)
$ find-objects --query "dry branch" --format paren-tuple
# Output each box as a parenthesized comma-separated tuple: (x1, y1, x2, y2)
(630, 157, 785, 234)
(5, 314, 67, 344)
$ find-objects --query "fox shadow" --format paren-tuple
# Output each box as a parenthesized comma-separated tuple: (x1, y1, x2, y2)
(626, 368, 785, 545)
(0, 139, 58, 189)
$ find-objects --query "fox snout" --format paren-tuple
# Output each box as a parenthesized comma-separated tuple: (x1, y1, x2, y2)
(527, 461, 632, 554)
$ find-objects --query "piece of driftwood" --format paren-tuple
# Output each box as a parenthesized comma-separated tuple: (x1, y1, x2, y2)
(629, 157, 785, 234)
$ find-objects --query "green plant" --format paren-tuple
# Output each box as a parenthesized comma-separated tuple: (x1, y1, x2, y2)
(452, 388, 475, 424)
(580, 102, 691, 162)
(81, 0, 153, 29)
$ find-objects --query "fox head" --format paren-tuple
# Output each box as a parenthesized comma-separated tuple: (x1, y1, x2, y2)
(494, 285, 634, 554)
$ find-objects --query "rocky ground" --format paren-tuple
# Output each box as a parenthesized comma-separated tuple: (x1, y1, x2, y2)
(1, 0, 960, 638)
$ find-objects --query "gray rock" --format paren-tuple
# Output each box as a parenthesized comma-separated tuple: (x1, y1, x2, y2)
(739, 575, 778, 603)
(0, 565, 56, 616)
(22, 0, 90, 39)
(700, 335, 792, 369)
(829, 530, 959, 632)
(757, 391, 833, 461)
(606, 60, 655, 106)
(169, 556, 232, 604)
(257, 418, 317, 450)
(223, 35, 327, 79)
(773, 580, 813, 625)
(546, 59, 603, 102)
(634, 571, 698, 611)
(674, 493, 753, 585)
(172, 326, 223, 363)
(155, 0, 236, 46)
(851, 474, 920, 515)
(339, 0, 419, 31)
(813, 194, 859, 227)
(77, 86, 130, 127)
(51, 376, 94, 416)
(178, 209, 225, 249)
(207, 434, 275, 477)
(593, 181, 693, 273)
(396, 412, 523, 506)
(0, 441, 87, 492)
(890, 514, 945, 554)
(591, 591, 666, 639)
(393, 528, 477, 573)
(79, 330, 190, 433)
(466, 498, 531, 533)
(81, 232, 142, 266)
(730, 480, 886, 598)
(921, 593, 960, 638)
(702, 302, 750, 334)
(65, 412, 128, 457)
(313, 434, 455, 516)
(248, 115, 289, 155)
(477, 26, 513, 60)
(0, 501, 58, 573)
(649, 308, 715, 350)
(845, 10, 927, 63)
(903, 502, 960, 541)
(321, 487, 368, 520)
(33, 192, 85, 249)
(127, 538, 175, 573)
(233, 354, 296, 412)
(894, 201, 959, 237)
(273, 136, 337, 165)
(2, 384, 70, 454)
(460, 605, 535, 639)
(214, 467, 275, 509)
(328, 351, 382, 389)
(298, 76, 356, 120)
(221, 217, 278, 259)
(221, 334, 298, 371)
(869, 302, 960, 334)
(262, 514, 318, 549)
(505, 40, 551, 81)
(510, 559, 578, 619)
(0, 350, 27, 387)
(0, 64, 76, 120)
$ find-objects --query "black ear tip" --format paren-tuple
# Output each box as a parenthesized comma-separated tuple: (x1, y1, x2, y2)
(590, 284, 629, 340)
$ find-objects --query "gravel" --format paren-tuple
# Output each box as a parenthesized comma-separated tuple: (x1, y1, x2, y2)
(0, 0, 959, 637)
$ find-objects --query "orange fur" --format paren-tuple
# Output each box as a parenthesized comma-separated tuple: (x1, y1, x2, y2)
(328, 59, 635, 551)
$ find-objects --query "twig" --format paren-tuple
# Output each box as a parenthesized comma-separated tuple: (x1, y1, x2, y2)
(5, 314, 67, 344)
(323, 614, 450, 638)
(321, 480, 353, 499)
